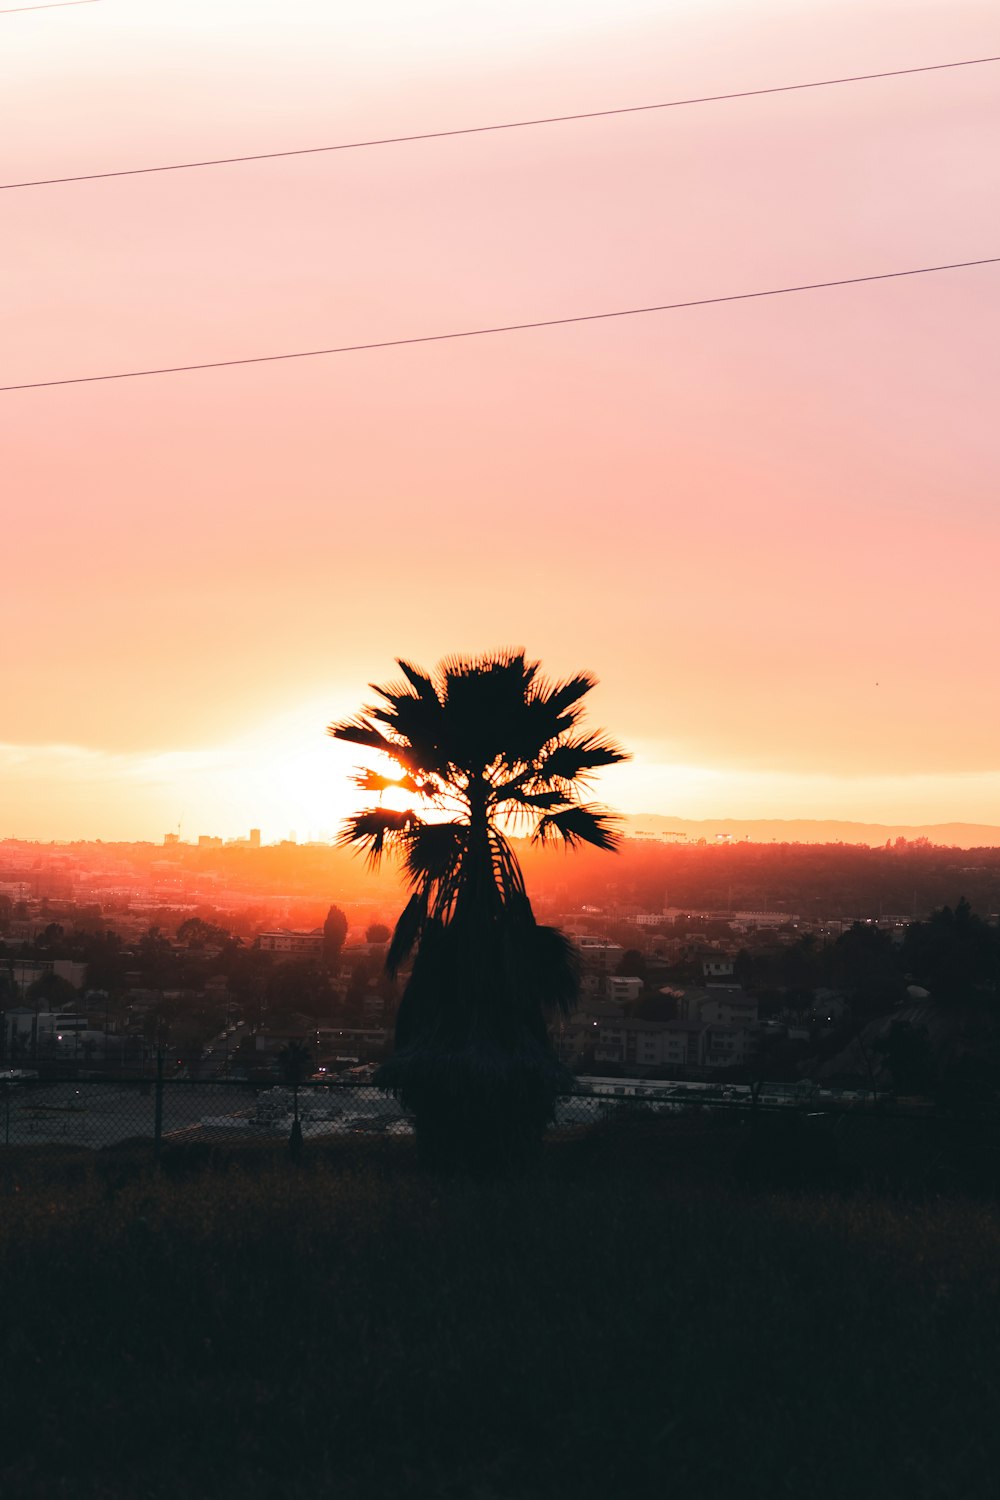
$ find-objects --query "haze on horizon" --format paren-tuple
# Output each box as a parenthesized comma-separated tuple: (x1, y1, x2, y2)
(4, 0, 999, 843)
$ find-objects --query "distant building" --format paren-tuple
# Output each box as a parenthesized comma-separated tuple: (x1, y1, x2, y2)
(315, 1026, 389, 1063)
(695, 992, 758, 1027)
(607, 974, 643, 1005)
(595, 1018, 707, 1070)
(6, 959, 88, 997)
(3, 1008, 39, 1051)
(257, 928, 323, 955)
(594, 987, 759, 1073)
(675, 986, 752, 1024)
(0, 881, 32, 901)
(252, 1029, 311, 1055)
(573, 936, 627, 999)
(249, 829, 261, 849)
(163, 833, 180, 847)
(733, 910, 798, 929)
(197, 835, 223, 849)
(702, 1023, 754, 1068)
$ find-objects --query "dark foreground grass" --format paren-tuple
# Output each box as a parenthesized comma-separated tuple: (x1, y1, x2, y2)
(3, 1126, 1000, 1500)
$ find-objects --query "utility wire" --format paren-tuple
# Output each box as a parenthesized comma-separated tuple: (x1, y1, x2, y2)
(1, 1, 99, 13)
(3, 257, 996, 394)
(4, 54, 998, 191)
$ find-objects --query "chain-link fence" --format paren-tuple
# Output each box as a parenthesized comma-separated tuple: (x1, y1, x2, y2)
(1, 1068, 986, 1169)
(0, 1074, 405, 1156)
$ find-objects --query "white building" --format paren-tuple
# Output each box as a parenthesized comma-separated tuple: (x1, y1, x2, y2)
(697, 993, 758, 1027)
(257, 929, 324, 955)
(595, 1018, 706, 1070)
(676, 987, 755, 1025)
(607, 975, 643, 1005)
(703, 1024, 755, 1068)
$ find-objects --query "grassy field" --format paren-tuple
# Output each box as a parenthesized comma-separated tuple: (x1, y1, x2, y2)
(2, 1120, 1000, 1500)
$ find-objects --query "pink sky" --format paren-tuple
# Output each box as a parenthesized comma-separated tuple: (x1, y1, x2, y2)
(3, 0, 1000, 840)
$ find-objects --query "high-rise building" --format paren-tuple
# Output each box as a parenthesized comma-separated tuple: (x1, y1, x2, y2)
(249, 828, 261, 849)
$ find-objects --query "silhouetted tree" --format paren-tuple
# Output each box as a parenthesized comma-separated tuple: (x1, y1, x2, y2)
(176, 916, 230, 949)
(277, 1038, 314, 1086)
(223, 945, 269, 1027)
(330, 650, 627, 1173)
(136, 926, 176, 988)
(780, 933, 820, 991)
(628, 990, 677, 1022)
(365, 922, 391, 944)
(903, 898, 997, 1006)
(36, 922, 66, 951)
(25, 973, 77, 1012)
(278, 1039, 314, 1161)
(874, 1020, 935, 1095)
(264, 959, 336, 1024)
(69, 930, 126, 992)
(322, 905, 349, 965)
(832, 922, 900, 995)
(344, 956, 376, 1018)
(733, 949, 756, 989)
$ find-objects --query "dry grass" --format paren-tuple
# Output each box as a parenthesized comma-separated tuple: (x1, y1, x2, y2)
(2, 1125, 999, 1499)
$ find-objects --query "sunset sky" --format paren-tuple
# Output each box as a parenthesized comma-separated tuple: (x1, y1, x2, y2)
(4, 0, 999, 842)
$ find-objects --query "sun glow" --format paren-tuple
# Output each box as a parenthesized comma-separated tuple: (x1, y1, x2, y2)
(9, 704, 1000, 844)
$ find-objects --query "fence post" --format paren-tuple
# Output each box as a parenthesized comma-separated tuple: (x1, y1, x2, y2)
(289, 1081, 303, 1162)
(153, 1048, 165, 1165)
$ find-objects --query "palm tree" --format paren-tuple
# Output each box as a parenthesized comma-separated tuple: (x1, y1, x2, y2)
(328, 650, 627, 1173)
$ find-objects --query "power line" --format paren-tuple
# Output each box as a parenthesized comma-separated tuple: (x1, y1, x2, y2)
(4, 54, 998, 192)
(3, 257, 996, 394)
(1, 1, 99, 13)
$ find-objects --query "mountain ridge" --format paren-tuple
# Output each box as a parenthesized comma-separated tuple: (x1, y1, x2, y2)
(623, 815, 1000, 848)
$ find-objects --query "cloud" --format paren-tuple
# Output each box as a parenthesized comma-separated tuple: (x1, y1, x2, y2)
(0, 703, 362, 841)
(5, 725, 1000, 842)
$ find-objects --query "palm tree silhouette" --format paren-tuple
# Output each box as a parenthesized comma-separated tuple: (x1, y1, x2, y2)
(328, 650, 627, 1173)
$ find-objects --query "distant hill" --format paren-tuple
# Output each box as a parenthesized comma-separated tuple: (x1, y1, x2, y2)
(623, 815, 1000, 849)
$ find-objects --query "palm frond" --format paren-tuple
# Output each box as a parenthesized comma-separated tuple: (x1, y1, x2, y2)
(327, 716, 415, 768)
(536, 672, 598, 716)
(395, 659, 442, 706)
(539, 733, 629, 782)
(437, 652, 548, 774)
(530, 923, 581, 1015)
(501, 788, 569, 811)
(532, 803, 623, 851)
(351, 768, 422, 796)
(439, 647, 534, 680)
(336, 807, 421, 868)
(401, 820, 466, 884)
(362, 682, 449, 779)
(386, 890, 429, 976)
(490, 829, 529, 905)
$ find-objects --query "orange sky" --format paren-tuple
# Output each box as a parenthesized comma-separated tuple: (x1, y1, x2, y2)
(4, 0, 1000, 841)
